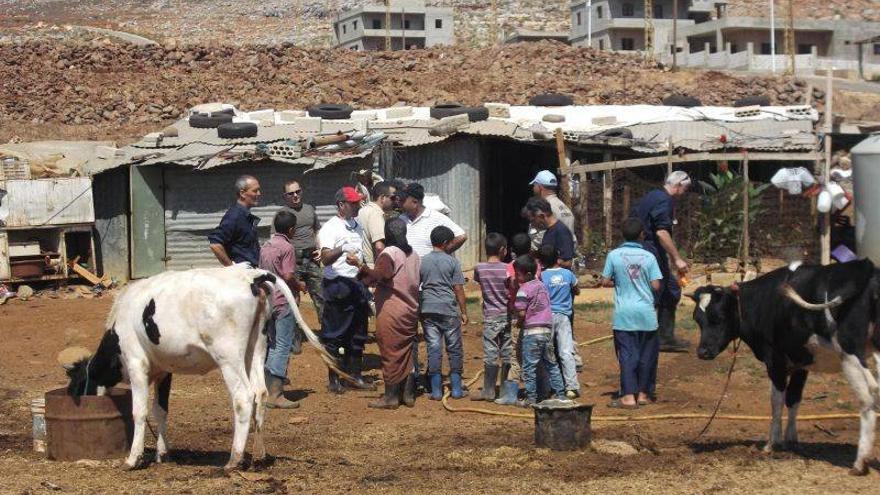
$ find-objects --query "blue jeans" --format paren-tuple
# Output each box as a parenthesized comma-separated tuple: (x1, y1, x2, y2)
(482, 314, 513, 367)
(613, 330, 659, 396)
(552, 313, 579, 392)
(521, 329, 566, 403)
(422, 313, 464, 375)
(265, 310, 297, 379)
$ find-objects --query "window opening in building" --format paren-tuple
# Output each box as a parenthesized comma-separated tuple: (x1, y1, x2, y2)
(622, 3, 634, 16)
(761, 42, 772, 55)
(621, 38, 635, 51)
(373, 19, 381, 29)
(577, 12, 582, 25)
(435, 19, 442, 29)
(654, 4, 663, 18)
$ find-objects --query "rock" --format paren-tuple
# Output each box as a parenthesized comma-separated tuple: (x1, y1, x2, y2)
(17, 284, 34, 300)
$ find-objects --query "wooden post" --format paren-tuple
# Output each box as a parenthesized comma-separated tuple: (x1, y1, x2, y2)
(603, 170, 613, 248)
(821, 70, 833, 265)
(579, 172, 591, 250)
(555, 128, 572, 207)
(622, 184, 631, 220)
(666, 138, 674, 176)
(742, 154, 750, 264)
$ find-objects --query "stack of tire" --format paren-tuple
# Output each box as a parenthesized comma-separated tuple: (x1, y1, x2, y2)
(188, 108, 258, 139)
(429, 103, 489, 122)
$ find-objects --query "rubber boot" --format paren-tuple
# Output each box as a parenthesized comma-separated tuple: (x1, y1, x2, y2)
(449, 372, 464, 399)
(401, 374, 416, 408)
(658, 305, 689, 352)
(345, 351, 377, 391)
(327, 369, 345, 395)
(429, 373, 443, 401)
(499, 363, 512, 383)
(368, 381, 402, 410)
(265, 373, 300, 409)
(471, 365, 499, 401)
(494, 380, 520, 406)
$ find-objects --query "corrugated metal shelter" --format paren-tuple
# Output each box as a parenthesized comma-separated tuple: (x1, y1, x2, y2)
(89, 102, 824, 278)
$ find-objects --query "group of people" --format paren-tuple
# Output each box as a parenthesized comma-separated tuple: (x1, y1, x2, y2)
(207, 166, 693, 411)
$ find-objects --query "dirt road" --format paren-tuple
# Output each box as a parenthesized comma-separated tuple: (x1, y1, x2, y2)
(0, 295, 877, 494)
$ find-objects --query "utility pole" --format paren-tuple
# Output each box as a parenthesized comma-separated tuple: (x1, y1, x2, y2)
(770, 0, 776, 73)
(672, 0, 678, 69)
(644, 0, 654, 61)
(587, 0, 592, 48)
(784, 0, 795, 74)
(385, 0, 391, 51)
(490, 0, 498, 46)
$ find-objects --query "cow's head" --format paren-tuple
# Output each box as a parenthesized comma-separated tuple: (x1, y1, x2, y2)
(690, 285, 740, 360)
(66, 328, 124, 397)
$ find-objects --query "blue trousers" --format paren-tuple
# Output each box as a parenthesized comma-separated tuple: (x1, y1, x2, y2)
(265, 310, 296, 379)
(320, 276, 370, 356)
(422, 313, 464, 375)
(522, 330, 566, 403)
(613, 330, 659, 396)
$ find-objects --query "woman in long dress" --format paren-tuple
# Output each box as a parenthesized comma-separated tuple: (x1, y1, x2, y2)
(348, 218, 421, 409)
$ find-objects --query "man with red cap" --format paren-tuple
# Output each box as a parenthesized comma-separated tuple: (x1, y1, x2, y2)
(318, 186, 375, 393)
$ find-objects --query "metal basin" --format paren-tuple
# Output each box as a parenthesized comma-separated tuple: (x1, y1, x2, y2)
(533, 401, 593, 451)
(44, 388, 133, 461)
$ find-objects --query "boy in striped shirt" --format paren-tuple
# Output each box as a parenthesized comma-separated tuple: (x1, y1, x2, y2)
(471, 233, 513, 401)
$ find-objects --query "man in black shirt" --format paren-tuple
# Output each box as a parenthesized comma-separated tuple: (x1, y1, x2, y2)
(523, 197, 575, 269)
(208, 175, 262, 266)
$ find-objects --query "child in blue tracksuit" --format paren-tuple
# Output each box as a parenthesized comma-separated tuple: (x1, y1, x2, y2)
(538, 245, 581, 399)
(601, 218, 662, 409)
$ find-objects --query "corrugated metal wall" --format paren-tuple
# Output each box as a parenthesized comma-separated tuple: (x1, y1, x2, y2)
(2, 178, 94, 227)
(393, 137, 483, 269)
(92, 168, 130, 281)
(162, 159, 370, 271)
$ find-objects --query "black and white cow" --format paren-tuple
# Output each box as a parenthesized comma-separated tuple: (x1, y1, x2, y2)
(691, 258, 880, 475)
(66, 264, 345, 471)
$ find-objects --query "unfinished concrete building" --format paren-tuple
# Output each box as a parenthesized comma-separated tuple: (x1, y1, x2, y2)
(333, 0, 454, 51)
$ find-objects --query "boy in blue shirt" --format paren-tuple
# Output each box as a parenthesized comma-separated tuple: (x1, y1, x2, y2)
(601, 218, 662, 409)
(538, 245, 581, 399)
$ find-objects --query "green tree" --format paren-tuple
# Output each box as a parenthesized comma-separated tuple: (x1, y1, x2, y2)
(692, 171, 771, 261)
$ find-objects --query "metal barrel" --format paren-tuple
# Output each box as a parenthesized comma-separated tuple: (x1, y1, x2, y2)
(44, 388, 133, 461)
(30, 398, 46, 453)
(852, 135, 880, 264)
(533, 402, 593, 451)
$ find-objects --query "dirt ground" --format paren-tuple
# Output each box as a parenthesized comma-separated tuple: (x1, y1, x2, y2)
(1, 293, 879, 494)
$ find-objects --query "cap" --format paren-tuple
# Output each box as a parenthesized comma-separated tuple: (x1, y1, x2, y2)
(335, 186, 365, 203)
(529, 170, 558, 187)
(397, 182, 425, 202)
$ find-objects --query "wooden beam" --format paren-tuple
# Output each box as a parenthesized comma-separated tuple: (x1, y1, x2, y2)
(570, 151, 821, 174)
(555, 128, 572, 207)
(603, 170, 613, 249)
(666, 138, 674, 176)
(821, 71, 833, 265)
(742, 154, 750, 264)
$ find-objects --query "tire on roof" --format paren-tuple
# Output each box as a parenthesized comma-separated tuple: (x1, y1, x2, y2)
(307, 104, 354, 119)
(189, 112, 234, 129)
(217, 122, 258, 139)
(733, 95, 771, 107)
(529, 93, 574, 106)
(429, 103, 489, 122)
(662, 95, 703, 107)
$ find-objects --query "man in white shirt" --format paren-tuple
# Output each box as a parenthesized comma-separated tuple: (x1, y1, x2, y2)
(318, 186, 375, 394)
(398, 182, 467, 257)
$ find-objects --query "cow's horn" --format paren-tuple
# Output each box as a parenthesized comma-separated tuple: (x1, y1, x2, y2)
(780, 284, 843, 311)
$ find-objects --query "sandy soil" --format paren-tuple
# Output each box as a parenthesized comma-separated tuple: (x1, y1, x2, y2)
(0, 294, 878, 494)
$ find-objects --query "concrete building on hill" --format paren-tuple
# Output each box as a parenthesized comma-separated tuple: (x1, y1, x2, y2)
(332, 0, 454, 51)
(569, 1, 880, 78)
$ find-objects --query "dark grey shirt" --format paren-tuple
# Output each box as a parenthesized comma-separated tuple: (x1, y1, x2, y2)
(280, 204, 320, 254)
(419, 250, 465, 317)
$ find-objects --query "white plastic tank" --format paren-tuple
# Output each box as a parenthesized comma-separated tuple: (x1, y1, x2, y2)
(852, 135, 880, 263)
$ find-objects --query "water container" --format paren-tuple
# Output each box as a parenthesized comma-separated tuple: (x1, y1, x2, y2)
(31, 398, 46, 453)
(533, 401, 593, 451)
(852, 135, 880, 263)
(44, 388, 133, 461)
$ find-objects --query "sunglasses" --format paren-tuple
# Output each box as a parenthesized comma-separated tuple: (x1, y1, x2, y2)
(284, 190, 303, 196)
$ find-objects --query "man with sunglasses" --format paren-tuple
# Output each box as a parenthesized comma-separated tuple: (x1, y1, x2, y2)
(281, 180, 325, 324)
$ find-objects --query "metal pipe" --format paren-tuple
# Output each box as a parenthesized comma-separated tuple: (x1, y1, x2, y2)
(770, 0, 776, 73)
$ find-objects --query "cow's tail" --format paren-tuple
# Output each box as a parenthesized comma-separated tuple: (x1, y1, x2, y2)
(780, 284, 844, 311)
(262, 273, 354, 382)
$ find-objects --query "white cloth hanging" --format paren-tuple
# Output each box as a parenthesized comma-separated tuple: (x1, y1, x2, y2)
(771, 167, 815, 195)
